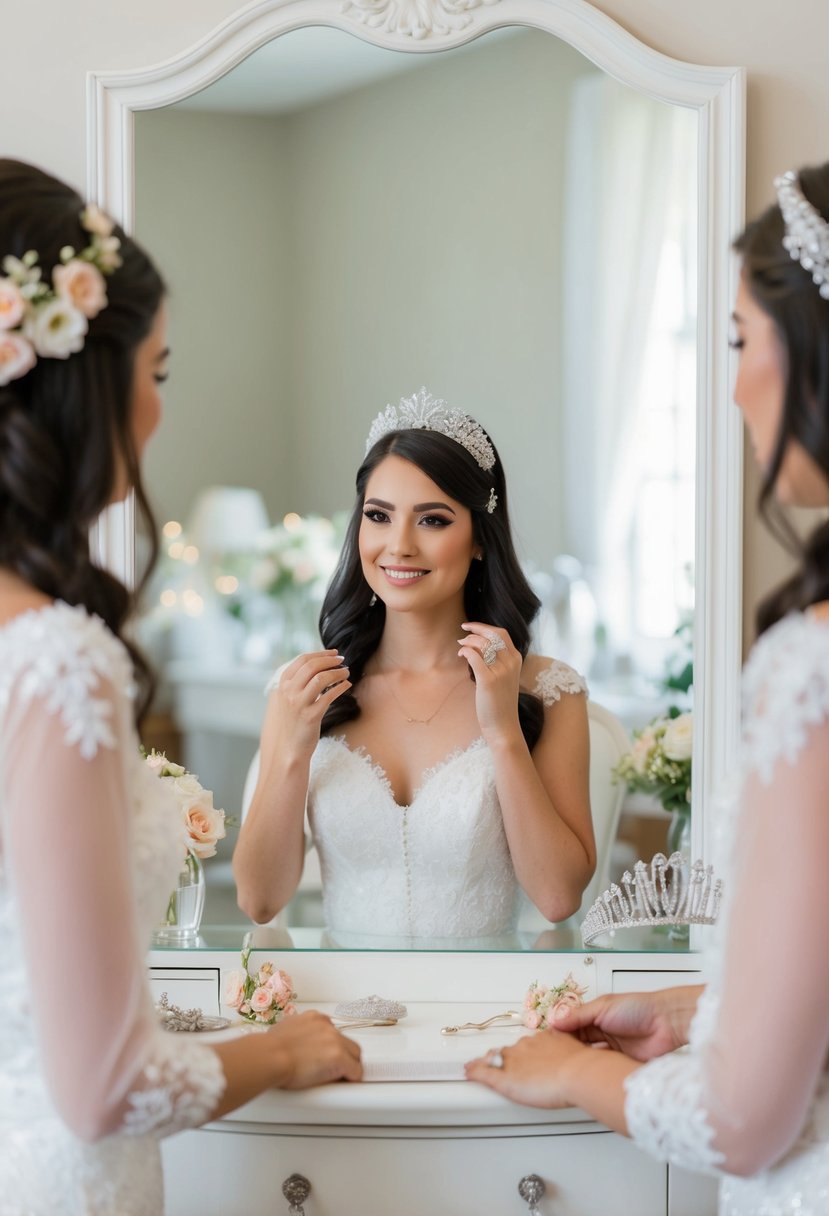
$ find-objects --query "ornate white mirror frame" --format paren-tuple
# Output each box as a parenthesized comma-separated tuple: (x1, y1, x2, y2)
(87, 0, 745, 874)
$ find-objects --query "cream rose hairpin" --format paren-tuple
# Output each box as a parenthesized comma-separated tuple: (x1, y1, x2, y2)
(0, 203, 121, 387)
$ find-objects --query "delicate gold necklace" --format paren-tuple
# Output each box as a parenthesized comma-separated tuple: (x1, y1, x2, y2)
(384, 671, 468, 725)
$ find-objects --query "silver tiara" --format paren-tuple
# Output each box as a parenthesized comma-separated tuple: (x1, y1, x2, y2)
(775, 170, 829, 300)
(580, 853, 723, 945)
(366, 387, 496, 473)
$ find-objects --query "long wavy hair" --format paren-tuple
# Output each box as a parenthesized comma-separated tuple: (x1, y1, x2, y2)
(733, 162, 829, 637)
(318, 424, 545, 748)
(0, 159, 165, 722)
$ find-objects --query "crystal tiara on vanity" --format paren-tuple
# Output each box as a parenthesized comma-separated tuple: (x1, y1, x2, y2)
(365, 386, 496, 472)
(580, 853, 723, 945)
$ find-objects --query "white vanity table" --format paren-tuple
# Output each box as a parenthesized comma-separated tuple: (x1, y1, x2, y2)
(150, 931, 718, 1215)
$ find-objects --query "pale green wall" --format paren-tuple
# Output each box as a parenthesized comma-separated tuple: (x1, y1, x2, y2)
(134, 32, 597, 563)
(134, 109, 291, 524)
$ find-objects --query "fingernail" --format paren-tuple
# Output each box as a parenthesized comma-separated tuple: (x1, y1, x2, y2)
(552, 1004, 569, 1020)
(460, 623, 472, 629)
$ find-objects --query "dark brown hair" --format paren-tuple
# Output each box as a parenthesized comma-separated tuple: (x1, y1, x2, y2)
(733, 162, 829, 636)
(0, 159, 165, 721)
(318, 424, 545, 749)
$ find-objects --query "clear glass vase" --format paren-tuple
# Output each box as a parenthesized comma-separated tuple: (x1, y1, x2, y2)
(152, 850, 205, 945)
(666, 808, 692, 942)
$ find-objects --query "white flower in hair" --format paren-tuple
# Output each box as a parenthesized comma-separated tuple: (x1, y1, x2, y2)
(365, 386, 496, 472)
(24, 297, 88, 359)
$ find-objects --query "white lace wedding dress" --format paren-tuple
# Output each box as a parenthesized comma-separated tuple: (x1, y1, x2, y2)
(306, 659, 587, 942)
(624, 612, 829, 1214)
(0, 603, 226, 1215)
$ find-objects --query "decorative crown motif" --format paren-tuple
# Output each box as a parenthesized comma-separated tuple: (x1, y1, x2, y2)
(580, 853, 723, 945)
(366, 387, 496, 473)
(775, 170, 829, 300)
(0, 204, 122, 388)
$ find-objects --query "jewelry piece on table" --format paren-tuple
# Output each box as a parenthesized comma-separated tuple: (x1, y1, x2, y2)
(156, 992, 231, 1032)
(487, 1050, 505, 1069)
(481, 635, 506, 666)
(332, 1017, 399, 1029)
(334, 995, 408, 1021)
(441, 1010, 521, 1034)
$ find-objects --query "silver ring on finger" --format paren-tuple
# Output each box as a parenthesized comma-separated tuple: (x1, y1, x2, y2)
(487, 1049, 505, 1069)
(482, 636, 506, 666)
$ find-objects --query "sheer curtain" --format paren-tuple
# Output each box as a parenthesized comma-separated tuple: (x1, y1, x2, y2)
(562, 75, 697, 672)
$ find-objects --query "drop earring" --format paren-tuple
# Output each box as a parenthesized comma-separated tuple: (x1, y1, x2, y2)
(369, 593, 377, 607)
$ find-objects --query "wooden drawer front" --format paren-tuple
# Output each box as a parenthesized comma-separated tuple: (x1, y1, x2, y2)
(163, 1125, 667, 1216)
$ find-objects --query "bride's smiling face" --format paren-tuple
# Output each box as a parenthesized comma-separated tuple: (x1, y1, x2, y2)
(359, 454, 480, 613)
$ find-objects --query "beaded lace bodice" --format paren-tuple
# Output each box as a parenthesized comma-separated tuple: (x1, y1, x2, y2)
(0, 603, 225, 1216)
(624, 613, 829, 1214)
(307, 658, 587, 941)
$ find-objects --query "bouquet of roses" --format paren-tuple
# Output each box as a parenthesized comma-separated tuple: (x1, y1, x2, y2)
(223, 947, 297, 1024)
(143, 749, 227, 860)
(523, 973, 589, 1029)
(612, 711, 692, 814)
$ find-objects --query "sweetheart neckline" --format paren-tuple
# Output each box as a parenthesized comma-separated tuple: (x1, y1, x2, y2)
(317, 734, 488, 809)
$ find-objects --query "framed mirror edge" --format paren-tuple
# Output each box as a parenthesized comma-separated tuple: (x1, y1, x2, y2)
(87, 0, 746, 947)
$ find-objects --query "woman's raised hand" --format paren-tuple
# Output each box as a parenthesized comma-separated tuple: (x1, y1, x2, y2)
(261, 650, 351, 763)
(457, 622, 522, 746)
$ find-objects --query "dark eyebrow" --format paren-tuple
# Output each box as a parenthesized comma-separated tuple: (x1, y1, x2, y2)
(364, 498, 456, 515)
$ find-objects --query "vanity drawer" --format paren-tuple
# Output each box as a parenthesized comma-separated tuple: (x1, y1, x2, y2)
(163, 1122, 667, 1215)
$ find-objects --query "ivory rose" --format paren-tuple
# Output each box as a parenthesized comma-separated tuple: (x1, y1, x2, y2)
(53, 259, 107, 319)
(24, 297, 87, 358)
(223, 970, 246, 1009)
(0, 333, 36, 387)
(662, 713, 693, 761)
(80, 203, 115, 237)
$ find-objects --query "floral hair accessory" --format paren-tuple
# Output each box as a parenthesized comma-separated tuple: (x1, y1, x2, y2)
(522, 973, 589, 1030)
(0, 203, 122, 387)
(366, 386, 497, 475)
(143, 748, 227, 860)
(223, 947, 297, 1025)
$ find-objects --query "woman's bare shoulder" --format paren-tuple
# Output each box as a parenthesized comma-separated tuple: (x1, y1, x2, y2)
(521, 653, 589, 706)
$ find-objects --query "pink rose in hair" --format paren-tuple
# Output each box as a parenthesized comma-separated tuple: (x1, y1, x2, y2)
(53, 259, 107, 319)
(0, 332, 36, 386)
(0, 279, 25, 330)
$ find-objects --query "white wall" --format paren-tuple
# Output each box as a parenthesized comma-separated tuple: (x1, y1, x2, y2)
(4, 0, 829, 640)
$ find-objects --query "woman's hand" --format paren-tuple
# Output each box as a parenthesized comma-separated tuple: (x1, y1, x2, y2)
(464, 1029, 587, 1108)
(268, 1011, 363, 1088)
(550, 987, 702, 1061)
(261, 650, 351, 764)
(458, 622, 522, 746)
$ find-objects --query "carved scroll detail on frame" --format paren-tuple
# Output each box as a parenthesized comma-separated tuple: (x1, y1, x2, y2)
(340, 0, 502, 40)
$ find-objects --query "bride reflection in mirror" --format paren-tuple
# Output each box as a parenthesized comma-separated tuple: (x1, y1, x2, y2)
(234, 389, 595, 940)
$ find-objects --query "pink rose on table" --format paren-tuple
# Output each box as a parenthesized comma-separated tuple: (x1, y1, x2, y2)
(223, 970, 246, 1009)
(53, 259, 107, 319)
(552, 990, 583, 1012)
(266, 970, 294, 1002)
(282, 1004, 297, 1017)
(250, 987, 274, 1014)
(523, 1009, 542, 1030)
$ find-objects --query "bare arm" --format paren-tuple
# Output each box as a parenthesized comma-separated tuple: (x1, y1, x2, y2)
(459, 629, 595, 921)
(233, 651, 350, 922)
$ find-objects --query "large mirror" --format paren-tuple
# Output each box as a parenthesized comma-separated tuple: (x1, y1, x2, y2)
(90, 0, 744, 951)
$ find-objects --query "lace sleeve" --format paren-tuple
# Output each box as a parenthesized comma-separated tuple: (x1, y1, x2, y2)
(624, 617, 829, 1177)
(532, 658, 588, 706)
(0, 626, 225, 1142)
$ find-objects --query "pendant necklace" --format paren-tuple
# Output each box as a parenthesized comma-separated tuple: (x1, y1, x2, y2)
(385, 671, 468, 725)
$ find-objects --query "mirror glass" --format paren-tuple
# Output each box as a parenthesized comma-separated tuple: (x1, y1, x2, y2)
(133, 25, 698, 949)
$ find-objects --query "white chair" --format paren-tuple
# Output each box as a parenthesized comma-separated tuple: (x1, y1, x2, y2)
(518, 699, 629, 930)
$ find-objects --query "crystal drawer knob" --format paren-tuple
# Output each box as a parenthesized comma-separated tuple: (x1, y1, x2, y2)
(282, 1173, 312, 1214)
(518, 1173, 546, 1211)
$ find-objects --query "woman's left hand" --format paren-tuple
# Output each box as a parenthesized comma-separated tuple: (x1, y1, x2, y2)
(464, 1028, 587, 1109)
(459, 621, 522, 745)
